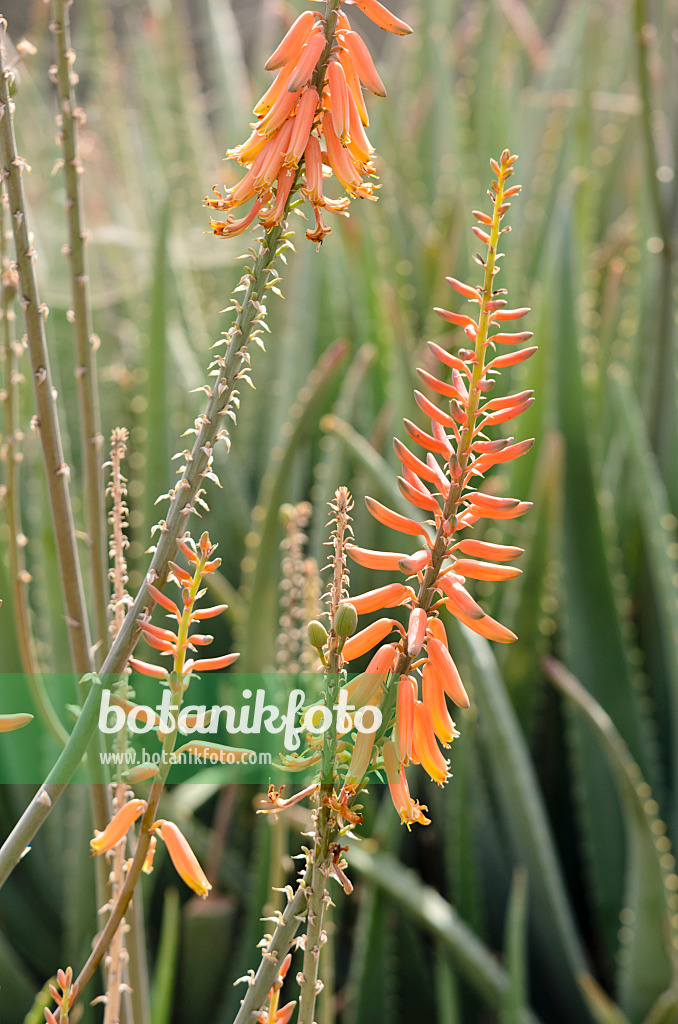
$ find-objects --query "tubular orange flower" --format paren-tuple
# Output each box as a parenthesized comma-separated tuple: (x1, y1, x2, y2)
(0, 712, 33, 733)
(341, 617, 398, 660)
(383, 740, 430, 829)
(155, 819, 212, 898)
(90, 799, 147, 855)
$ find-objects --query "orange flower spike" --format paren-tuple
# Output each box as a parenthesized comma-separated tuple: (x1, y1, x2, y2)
(348, 0, 413, 34)
(407, 607, 427, 656)
(284, 87, 319, 168)
(426, 637, 470, 709)
(157, 819, 212, 898)
(342, 617, 398, 661)
(395, 675, 416, 762)
(412, 701, 450, 784)
(365, 496, 429, 538)
(343, 31, 387, 96)
(90, 799, 147, 855)
(422, 661, 459, 746)
(265, 10, 317, 71)
(327, 60, 350, 142)
(350, 582, 414, 614)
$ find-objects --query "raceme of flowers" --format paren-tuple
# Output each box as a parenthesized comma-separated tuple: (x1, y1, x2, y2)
(89, 532, 241, 899)
(338, 152, 534, 826)
(205, 0, 412, 245)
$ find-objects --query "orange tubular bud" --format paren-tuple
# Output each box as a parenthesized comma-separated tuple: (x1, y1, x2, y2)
(454, 538, 523, 561)
(427, 342, 470, 376)
(488, 346, 538, 369)
(287, 31, 326, 93)
(449, 604, 518, 644)
(365, 642, 399, 674)
(90, 799, 147, 855)
(146, 583, 181, 617)
(257, 89, 302, 140)
(157, 820, 212, 898)
(260, 167, 296, 229)
(350, 582, 413, 614)
(399, 549, 431, 574)
(395, 675, 416, 762)
(339, 46, 369, 125)
(426, 637, 470, 708)
(426, 617, 448, 647)
(346, 88, 373, 161)
(168, 561, 193, 587)
(347, 544, 408, 570)
(191, 604, 228, 621)
(403, 418, 452, 457)
(417, 368, 464, 400)
(422, 661, 459, 746)
(394, 438, 440, 484)
(345, 728, 376, 786)
(434, 307, 478, 328)
(349, 0, 413, 34)
(407, 607, 427, 656)
(265, 10, 317, 71)
(0, 713, 33, 733)
(285, 87, 319, 167)
(413, 390, 458, 429)
(327, 60, 350, 142)
(139, 621, 178, 644)
(412, 701, 449, 784)
(189, 652, 240, 672)
(323, 111, 368, 194)
(398, 475, 441, 514)
(481, 397, 534, 427)
(110, 696, 161, 727)
(129, 657, 171, 680)
(446, 275, 479, 300)
(365, 496, 428, 538)
(254, 121, 295, 187)
(453, 559, 521, 582)
(344, 31, 386, 96)
(481, 389, 534, 413)
(342, 618, 398, 661)
(438, 575, 485, 620)
(489, 331, 534, 345)
(471, 438, 535, 474)
(465, 500, 532, 520)
(490, 307, 531, 321)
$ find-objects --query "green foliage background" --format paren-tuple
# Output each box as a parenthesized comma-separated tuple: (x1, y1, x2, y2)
(0, 0, 677, 1022)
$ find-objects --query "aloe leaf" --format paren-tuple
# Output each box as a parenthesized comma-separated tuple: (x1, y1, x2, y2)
(151, 887, 181, 1024)
(144, 199, 171, 538)
(348, 845, 542, 1024)
(451, 623, 591, 1021)
(545, 658, 678, 1021)
(500, 867, 530, 1024)
(610, 370, 678, 823)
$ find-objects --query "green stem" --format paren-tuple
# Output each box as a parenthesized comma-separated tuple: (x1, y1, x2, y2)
(50, 0, 110, 658)
(0, 675, 103, 887)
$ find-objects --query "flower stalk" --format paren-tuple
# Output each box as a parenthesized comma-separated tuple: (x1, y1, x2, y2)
(50, 0, 109, 657)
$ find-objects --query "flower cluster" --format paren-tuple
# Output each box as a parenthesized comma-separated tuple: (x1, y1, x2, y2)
(339, 152, 535, 825)
(45, 967, 77, 1024)
(89, 532, 240, 898)
(205, 0, 412, 245)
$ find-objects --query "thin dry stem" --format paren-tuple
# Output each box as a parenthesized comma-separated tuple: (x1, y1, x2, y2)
(50, 0, 109, 656)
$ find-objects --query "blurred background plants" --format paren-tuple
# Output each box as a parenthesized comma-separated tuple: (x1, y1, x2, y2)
(0, 0, 676, 1023)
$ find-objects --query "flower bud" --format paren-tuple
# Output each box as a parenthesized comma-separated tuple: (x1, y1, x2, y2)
(334, 602, 358, 638)
(307, 619, 328, 649)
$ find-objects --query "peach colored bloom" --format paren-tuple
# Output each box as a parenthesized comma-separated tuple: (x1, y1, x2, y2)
(90, 798, 147, 855)
(156, 819, 212, 898)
